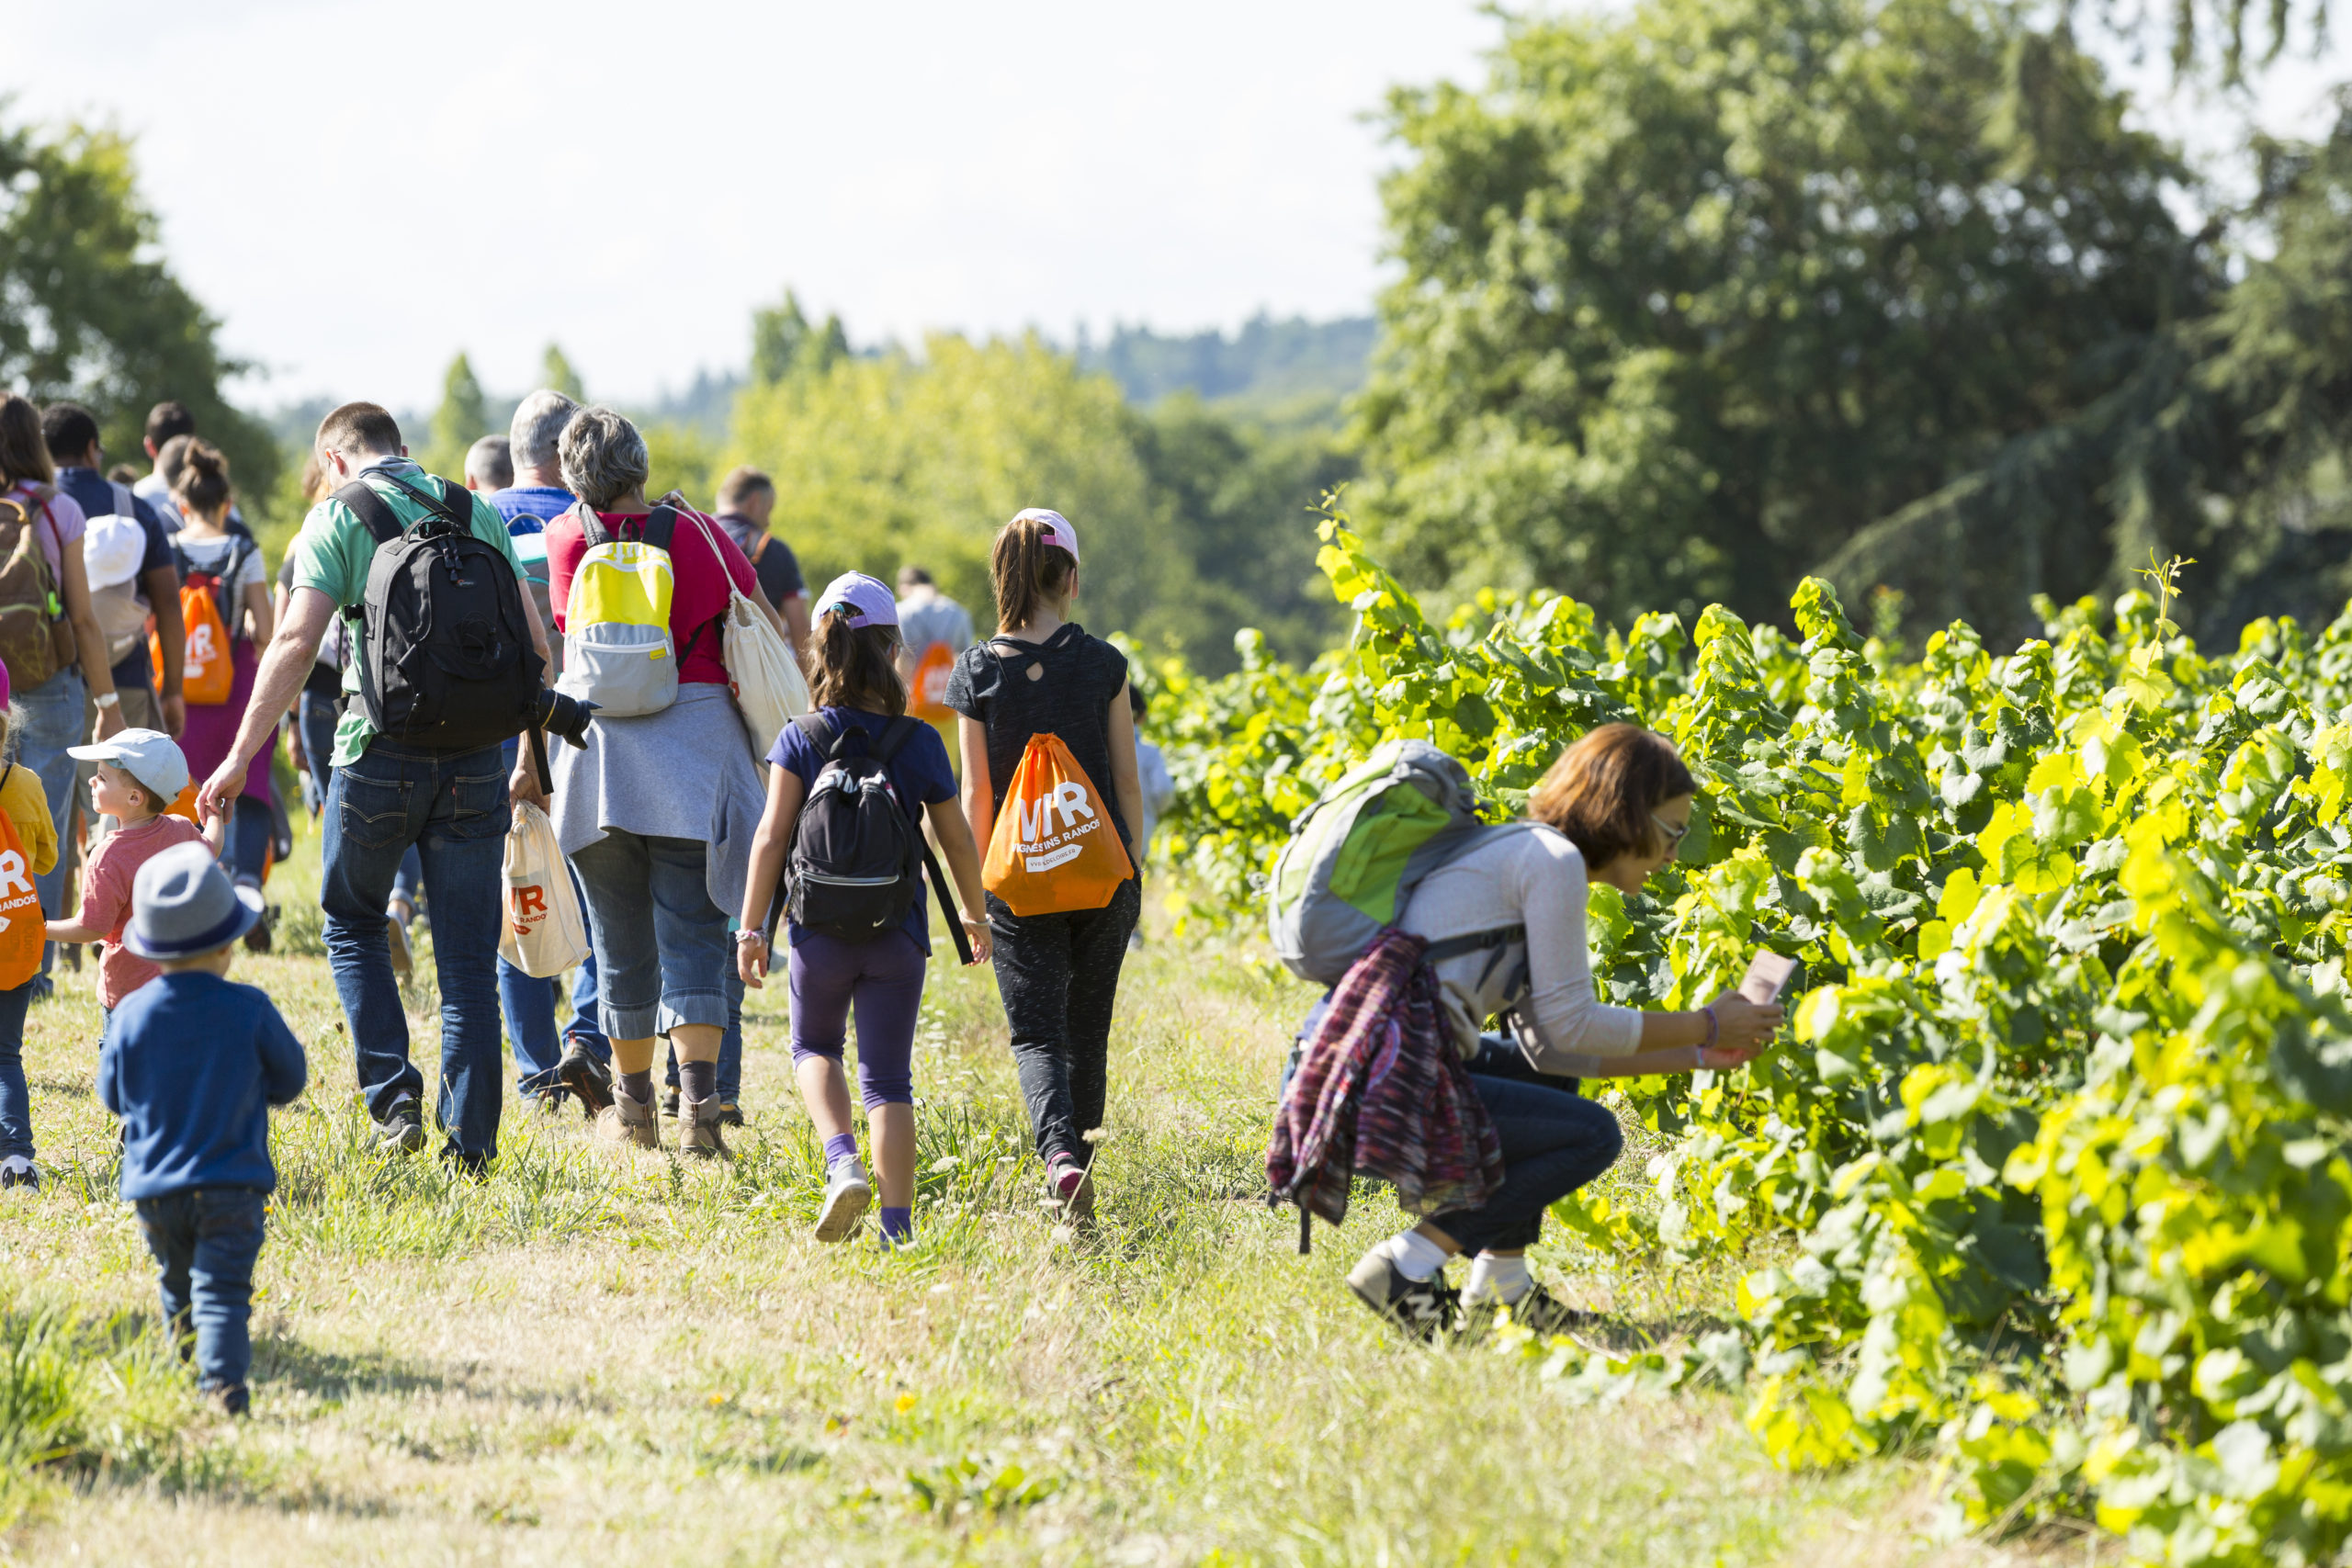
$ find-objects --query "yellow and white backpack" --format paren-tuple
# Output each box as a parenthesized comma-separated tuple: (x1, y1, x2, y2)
(557, 502, 681, 717)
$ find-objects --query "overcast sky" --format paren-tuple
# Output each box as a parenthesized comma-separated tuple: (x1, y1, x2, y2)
(10, 3, 2349, 415)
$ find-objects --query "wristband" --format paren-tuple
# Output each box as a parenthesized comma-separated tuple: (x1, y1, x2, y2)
(733, 928, 766, 947)
(94, 692, 119, 710)
(1703, 1005, 1719, 1048)
(1691, 1044, 1705, 1071)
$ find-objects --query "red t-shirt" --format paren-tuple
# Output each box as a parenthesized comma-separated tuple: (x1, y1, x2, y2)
(81, 813, 206, 1008)
(544, 503, 757, 687)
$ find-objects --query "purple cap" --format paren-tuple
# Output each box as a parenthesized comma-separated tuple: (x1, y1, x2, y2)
(815, 571, 899, 629)
(1014, 507, 1080, 564)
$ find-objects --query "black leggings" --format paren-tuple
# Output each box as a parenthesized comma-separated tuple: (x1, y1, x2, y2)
(989, 879, 1140, 1165)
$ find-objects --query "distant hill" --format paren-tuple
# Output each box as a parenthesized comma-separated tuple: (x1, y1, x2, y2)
(1076, 314, 1375, 418)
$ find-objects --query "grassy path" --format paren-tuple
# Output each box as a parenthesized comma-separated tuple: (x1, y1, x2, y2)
(0, 824, 2084, 1565)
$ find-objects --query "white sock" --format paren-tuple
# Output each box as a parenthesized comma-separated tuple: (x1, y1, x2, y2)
(1383, 1229, 1451, 1283)
(1464, 1253, 1532, 1304)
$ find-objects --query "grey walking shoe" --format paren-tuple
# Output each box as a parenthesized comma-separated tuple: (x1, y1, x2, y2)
(371, 1097, 425, 1155)
(677, 1093, 732, 1160)
(594, 1083, 661, 1150)
(1346, 1246, 1459, 1342)
(814, 1158, 871, 1243)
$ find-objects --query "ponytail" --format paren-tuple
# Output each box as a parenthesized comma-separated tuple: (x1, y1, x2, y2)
(804, 612, 907, 716)
(172, 438, 233, 521)
(989, 511, 1077, 634)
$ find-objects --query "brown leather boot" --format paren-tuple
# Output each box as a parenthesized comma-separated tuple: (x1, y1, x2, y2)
(677, 1093, 732, 1160)
(594, 1082, 660, 1150)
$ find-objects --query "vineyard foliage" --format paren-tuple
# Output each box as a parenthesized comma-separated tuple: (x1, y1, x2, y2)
(1139, 510, 2352, 1566)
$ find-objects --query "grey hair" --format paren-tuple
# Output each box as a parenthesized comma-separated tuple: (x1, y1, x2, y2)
(465, 434, 513, 491)
(509, 389, 581, 472)
(557, 405, 650, 509)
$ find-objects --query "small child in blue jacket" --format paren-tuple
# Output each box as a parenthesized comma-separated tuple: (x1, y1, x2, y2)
(96, 840, 306, 1416)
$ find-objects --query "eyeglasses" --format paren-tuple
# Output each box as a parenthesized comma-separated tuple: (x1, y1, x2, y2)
(1652, 813, 1690, 856)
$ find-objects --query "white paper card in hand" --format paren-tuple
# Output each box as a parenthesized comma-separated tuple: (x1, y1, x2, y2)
(1740, 951, 1798, 1004)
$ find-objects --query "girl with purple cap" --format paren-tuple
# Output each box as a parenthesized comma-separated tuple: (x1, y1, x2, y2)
(944, 510, 1145, 1223)
(739, 572, 991, 1248)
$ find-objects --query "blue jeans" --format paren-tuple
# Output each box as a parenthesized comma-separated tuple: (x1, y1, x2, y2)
(17, 667, 85, 983)
(321, 740, 509, 1160)
(571, 830, 730, 1040)
(0, 981, 32, 1159)
(300, 692, 419, 904)
(501, 886, 610, 1094)
(133, 1187, 266, 1392)
(221, 795, 272, 888)
(1429, 1074, 1624, 1254)
(664, 964, 743, 1102)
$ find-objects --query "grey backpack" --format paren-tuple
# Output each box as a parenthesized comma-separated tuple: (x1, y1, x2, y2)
(1266, 739, 1527, 985)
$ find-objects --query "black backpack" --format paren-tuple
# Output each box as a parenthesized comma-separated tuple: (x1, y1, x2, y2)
(786, 714, 928, 942)
(334, 473, 545, 753)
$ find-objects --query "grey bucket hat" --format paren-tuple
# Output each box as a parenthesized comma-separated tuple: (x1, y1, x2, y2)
(124, 841, 262, 960)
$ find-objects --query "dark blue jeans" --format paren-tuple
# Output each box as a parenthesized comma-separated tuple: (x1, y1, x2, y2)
(1430, 1073, 1624, 1254)
(503, 928, 610, 1095)
(301, 692, 420, 904)
(321, 740, 508, 1160)
(0, 980, 31, 1159)
(134, 1187, 266, 1392)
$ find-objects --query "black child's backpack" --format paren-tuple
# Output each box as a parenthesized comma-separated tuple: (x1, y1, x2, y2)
(786, 714, 928, 942)
(334, 473, 546, 753)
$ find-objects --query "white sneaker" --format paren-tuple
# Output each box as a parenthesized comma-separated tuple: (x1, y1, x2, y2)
(814, 1158, 871, 1243)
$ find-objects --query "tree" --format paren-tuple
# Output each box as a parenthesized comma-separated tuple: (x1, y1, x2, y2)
(541, 344, 583, 402)
(726, 333, 1201, 653)
(1352, 0, 2210, 631)
(752, 290, 848, 385)
(0, 112, 277, 510)
(424, 352, 488, 478)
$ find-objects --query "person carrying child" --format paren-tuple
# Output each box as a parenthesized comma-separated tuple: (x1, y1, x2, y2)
(97, 841, 305, 1416)
(50, 729, 204, 1017)
(0, 663, 62, 1190)
(738, 572, 991, 1247)
(945, 511, 1146, 1223)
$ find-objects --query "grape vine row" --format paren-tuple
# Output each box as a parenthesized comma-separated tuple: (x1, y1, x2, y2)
(1138, 508, 2352, 1566)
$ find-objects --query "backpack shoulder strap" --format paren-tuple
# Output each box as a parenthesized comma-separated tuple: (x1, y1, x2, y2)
(793, 711, 841, 758)
(435, 477, 476, 530)
(109, 481, 136, 519)
(870, 715, 922, 765)
(639, 504, 679, 552)
(750, 533, 772, 566)
(575, 502, 610, 550)
(334, 480, 402, 547)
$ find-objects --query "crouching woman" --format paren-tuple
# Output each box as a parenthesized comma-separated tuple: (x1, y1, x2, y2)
(1343, 723, 1783, 1337)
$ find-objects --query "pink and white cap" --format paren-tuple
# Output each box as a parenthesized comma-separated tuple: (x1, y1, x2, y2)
(815, 571, 899, 628)
(1014, 507, 1080, 564)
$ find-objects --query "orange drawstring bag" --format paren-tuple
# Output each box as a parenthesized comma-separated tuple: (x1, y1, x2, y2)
(982, 732, 1134, 917)
(0, 766, 45, 989)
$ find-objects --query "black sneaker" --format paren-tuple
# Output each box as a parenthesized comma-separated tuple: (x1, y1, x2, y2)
(372, 1098, 425, 1154)
(0, 1156, 37, 1190)
(1463, 1282, 1602, 1340)
(714, 1101, 744, 1128)
(212, 1383, 250, 1418)
(661, 1089, 679, 1120)
(243, 904, 274, 954)
(1345, 1247, 1459, 1341)
(556, 1045, 614, 1115)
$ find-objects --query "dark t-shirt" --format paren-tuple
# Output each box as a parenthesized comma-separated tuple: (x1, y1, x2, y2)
(55, 467, 175, 692)
(716, 513, 805, 612)
(769, 707, 956, 952)
(944, 623, 1133, 852)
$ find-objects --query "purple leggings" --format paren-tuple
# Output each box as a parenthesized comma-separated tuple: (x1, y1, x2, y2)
(788, 928, 926, 1108)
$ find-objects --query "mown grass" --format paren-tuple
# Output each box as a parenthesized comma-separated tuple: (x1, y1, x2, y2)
(0, 818, 2106, 1565)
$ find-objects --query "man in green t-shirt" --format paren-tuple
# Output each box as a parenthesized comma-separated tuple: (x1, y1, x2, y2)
(195, 402, 552, 1171)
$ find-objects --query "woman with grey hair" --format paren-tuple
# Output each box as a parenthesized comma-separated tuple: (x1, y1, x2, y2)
(531, 406, 788, 1156)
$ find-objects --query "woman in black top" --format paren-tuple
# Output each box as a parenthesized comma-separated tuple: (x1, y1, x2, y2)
(946, 509, 1144, 1223)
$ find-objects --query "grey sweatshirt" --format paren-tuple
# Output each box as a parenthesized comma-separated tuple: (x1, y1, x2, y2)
(1396, 824, 1645, 1075)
